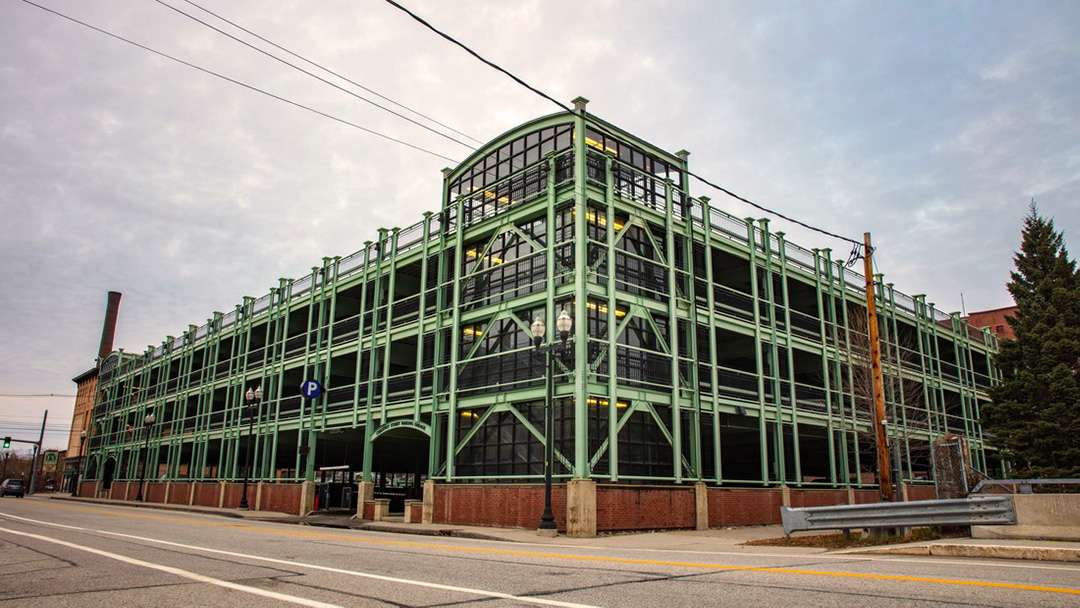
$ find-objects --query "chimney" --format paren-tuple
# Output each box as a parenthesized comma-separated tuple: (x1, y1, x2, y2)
(98, 291, 122, 361)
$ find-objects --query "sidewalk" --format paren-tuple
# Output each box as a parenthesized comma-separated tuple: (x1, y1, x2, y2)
(43, 494, 1079, 563)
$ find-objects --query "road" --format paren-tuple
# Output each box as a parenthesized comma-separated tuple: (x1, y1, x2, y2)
(1, 497, 1078, 607)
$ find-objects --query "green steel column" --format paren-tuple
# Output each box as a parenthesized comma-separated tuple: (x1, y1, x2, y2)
(379, 228, 401, 424)
(745, 218, 768, 484)
(758, 219, 785, 483)
(572, 98, 590, 479)
(354, 242, 374, 482)
(664, 178, 682, 483)
(911, 295, 937, 439)
(414, 212, 434, 421)
(431, 173, 452, 477)
(813, 248, 837, 485)
(301, 268, 322, 482)
(774, 232, 801, 485)
(365, 230, 389, 481)
(603, 152, 619, 481)
(699, 197, 722, 483)
(445, 199, 466, 481)
(836, 261, 861, 486)
(320, 256, 342, 431)
(885, 283, 913, 480)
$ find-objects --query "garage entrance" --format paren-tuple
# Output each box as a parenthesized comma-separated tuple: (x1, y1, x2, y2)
(370, 421, 430, 514)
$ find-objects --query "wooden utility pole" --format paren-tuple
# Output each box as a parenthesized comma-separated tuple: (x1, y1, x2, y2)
(863, 233, 894, 502)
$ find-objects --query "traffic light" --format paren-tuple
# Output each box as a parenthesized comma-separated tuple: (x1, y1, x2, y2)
(2, 437, 9, 448)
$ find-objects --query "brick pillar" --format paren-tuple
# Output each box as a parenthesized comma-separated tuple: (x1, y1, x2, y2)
(694, 482, 709, 530)
(356, 481, 374, 519)
(373, 498, 391, 521)
(566, 479, 596, 538)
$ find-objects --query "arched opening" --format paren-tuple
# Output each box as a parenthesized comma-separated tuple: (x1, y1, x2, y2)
(371, 424, 430, 514)
(101, 457, 116, 490)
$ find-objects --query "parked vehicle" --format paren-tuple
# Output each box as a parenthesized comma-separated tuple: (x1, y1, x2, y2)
(0, 479, 26, 498)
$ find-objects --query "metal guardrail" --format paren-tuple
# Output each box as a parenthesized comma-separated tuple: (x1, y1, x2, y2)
(970, 478, 1080, 495)
(780, 496, 1017, 535)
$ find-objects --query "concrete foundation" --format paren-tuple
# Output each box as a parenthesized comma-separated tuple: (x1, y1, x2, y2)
(566, 479, 597, 538)
(973, 494, 1080, 541)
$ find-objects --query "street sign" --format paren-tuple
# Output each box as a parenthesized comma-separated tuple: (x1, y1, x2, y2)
(300, 379, 323, 399)
(43, 451, 58, 472)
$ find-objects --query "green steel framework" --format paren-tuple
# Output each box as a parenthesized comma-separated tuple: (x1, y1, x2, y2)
(86, 106, 1001, 495)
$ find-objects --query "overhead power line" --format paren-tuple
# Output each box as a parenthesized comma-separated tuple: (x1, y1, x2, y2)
(153, 0, 476, 150)
(180, 0, 483, 146)
(0, 393, 74, 399)
(382, 0, 865, 256)
(19, 0, 459, 163)
(381, 0, 572, 114)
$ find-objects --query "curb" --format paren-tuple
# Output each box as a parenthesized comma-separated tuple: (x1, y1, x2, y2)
(849, 543, 1080, 562)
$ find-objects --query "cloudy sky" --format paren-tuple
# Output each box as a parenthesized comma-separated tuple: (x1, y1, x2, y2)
(2, 0, 1078, 450)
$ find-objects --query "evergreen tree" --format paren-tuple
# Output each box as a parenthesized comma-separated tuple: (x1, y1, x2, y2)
(984, 202, 1080, 478)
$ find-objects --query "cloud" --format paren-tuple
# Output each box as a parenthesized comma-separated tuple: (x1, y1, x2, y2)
(2, 0, 1079, 448)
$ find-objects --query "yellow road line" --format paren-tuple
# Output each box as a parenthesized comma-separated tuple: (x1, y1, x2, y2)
(27, 501, 1080, 596)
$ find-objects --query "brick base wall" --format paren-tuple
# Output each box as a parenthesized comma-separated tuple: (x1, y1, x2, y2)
(707, 488, 784, 526)
(789, 489, 849, 509)
(192, 482, 222, 508)
(433, 484, 567, 531)
(260, 483, 303, 515)
(168, 482, 193, 505)
(78, 481, 99, 498)
(906, 484, 937, 501)
(596, 485, 697, 531)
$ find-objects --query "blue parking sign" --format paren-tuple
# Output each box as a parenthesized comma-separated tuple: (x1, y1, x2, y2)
(300, 379, 323, 399)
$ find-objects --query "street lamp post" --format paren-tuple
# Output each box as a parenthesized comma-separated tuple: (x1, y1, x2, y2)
(238, 385, 262, 510)
(530, 308, 572, 536)
(134, 412, 155, 502)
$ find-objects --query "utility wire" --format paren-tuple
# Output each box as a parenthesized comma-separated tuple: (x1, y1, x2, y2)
(19, 0, 459, 163)
(0, 393, 76, 398)
(180, 0, 483, 145)
(153, 0, 476, 150)
(381, 0, 572, 114)
(381, 0, 867, 259)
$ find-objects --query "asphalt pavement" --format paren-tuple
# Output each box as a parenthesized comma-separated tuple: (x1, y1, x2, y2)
(3, 495, 1079, 607)
(38, 493, 1080, 563)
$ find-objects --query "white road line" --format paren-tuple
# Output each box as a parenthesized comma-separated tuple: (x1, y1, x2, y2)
(0, 525, 343, 608)
(0, 513, 601, 608)
(10, 501, 1077, 573)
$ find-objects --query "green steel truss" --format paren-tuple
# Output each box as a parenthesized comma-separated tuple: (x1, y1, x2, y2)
(87, 110, 1000, 490)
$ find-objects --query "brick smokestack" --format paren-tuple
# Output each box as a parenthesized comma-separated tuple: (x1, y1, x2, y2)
(97, 291, 122, 361)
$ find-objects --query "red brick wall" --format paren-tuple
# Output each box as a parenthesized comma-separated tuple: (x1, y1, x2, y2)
(596, 485, 697, 531)
(408, 502, 423, 523)
(260, 483, 303, 515)
(79, 481, 98, 498)
(707, 488, 783, 525)
(433, 484, 566, 531)
(906, 485, 937, 501)
(853, 489, 881, 504)
(168, 482, 193, 505)
(110, 481, 130, 500)
(144, 482, 167, 503)
(790, 489, 849, 508)
(192, 482, 222, 507)
(221, 483, 245, 509)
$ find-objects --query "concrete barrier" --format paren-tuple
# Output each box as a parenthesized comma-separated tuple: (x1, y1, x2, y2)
(973, 494, 1080, 541)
